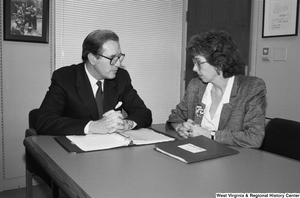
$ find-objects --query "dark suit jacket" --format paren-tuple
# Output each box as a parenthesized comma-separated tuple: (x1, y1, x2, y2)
(166, 75, 266, 148)
(36, 63, 152, 135)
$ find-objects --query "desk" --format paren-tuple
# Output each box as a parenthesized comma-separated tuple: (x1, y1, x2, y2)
(24, 124, 300, 198)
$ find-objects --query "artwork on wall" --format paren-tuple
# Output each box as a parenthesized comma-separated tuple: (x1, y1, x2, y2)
(262, 0, 299, 38)
(4, 0, 49, 43)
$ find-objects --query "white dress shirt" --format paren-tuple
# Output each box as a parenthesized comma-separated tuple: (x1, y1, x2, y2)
(201, 76, 235, 131)
(84, 64, 104, 134)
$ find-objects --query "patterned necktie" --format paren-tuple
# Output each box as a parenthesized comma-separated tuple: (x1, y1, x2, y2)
(96, 81, 103, 118)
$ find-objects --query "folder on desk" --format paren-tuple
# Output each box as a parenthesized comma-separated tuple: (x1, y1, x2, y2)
(55, 128, 175, 153)
(155, 135, 239, 164)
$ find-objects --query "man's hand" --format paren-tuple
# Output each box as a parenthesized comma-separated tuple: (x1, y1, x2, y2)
(89, 110, 124, 134)
(89, 118, 109, 134)
(104, 110, 125, 133)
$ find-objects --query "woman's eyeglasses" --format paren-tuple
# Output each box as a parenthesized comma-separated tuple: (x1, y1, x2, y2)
(192, 58, 207, 67)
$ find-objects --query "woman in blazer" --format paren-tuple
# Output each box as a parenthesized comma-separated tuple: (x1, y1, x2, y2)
(167, 30, 266, 148)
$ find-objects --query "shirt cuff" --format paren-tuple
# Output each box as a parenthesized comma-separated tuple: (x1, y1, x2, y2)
(133, 121, 137, 128)
(84, 121, 92, 134)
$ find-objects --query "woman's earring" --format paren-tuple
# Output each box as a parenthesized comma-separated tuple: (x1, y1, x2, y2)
(214, 67, 221, 75)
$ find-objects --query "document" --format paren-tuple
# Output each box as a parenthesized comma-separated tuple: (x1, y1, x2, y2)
(155, 136, 239, 164)
(55, 128, 175, 153)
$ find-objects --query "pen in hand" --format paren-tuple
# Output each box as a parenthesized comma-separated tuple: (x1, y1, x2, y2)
(103, 101, 123, 117)
(115, 101, 122, 109)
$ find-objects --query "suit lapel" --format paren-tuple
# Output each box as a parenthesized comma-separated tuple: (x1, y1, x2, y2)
(76, 63, 98, 120)
(218, 76, 239, 130)
(103, 79, 118, 112)
(193, 85, 207, 124)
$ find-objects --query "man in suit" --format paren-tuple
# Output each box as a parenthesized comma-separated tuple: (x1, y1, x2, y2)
(36, 29, 152, 135)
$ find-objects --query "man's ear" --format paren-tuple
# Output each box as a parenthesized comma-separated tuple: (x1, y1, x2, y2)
(87, 53, 96, 65)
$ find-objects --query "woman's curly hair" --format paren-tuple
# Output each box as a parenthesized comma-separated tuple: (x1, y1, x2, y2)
(186, 30, 245, 78)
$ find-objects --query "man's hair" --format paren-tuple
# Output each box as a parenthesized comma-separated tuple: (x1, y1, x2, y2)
(81, 29, 119, 63)
(186, 30, 244, 78)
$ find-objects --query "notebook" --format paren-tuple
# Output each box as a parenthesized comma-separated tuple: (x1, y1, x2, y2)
(155, 135, 239, 164)
(55, 128, 175, 153)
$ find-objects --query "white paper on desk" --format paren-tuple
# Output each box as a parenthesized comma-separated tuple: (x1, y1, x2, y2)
(124, 128, 174, 145)
(67, 128, 174, 152)
(67, 133, 131, 151)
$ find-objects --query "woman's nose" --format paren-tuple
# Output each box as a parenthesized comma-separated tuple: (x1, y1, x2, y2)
(193, 64, 198, 72)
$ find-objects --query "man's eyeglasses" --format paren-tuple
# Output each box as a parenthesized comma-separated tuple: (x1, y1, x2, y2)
(192, 58, 207, 67)
(97, 53, 125, 65)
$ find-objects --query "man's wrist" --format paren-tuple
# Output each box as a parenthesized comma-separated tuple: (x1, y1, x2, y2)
(124, 120, 135, 131)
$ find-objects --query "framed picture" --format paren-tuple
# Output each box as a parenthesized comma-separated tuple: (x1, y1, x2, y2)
(262, 0, 299, 38)
(4, 0, 49, 43)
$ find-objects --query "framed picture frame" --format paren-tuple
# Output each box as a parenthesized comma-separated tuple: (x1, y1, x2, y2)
(262, 0, 299, 38)
(4, 0, 49, 43)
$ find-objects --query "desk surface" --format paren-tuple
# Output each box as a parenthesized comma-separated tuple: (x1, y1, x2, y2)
(24, 124, 300, 198)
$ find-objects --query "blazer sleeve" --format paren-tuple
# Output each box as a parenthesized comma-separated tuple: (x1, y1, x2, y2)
(165, 78, 204, 130)
(36, 69, 90, 135)
(216, 77, 267, 148)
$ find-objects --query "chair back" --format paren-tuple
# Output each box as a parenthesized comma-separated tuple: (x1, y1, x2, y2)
(260, 118, 300, 161)
(25, 108, 55, 192)
(29, 108, 39, 129)
(26, 109, 39, 137)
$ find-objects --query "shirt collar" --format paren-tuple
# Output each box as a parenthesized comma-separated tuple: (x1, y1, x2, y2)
(84, 64, 104, 89)
(222, 76, 234, 104)
(202, 76, 235, 105)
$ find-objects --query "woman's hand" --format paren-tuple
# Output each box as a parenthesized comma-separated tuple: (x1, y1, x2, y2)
(175, 119, 195, 138)
(189, 124, 210, 138)
(174, 119, 211, 139)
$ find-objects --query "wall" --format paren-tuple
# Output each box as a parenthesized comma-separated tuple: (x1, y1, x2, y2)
(1, 42, 51, 189)
(250, 0, 300, 122)
(0, 1, 52, 190)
